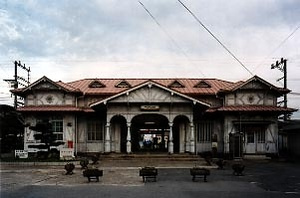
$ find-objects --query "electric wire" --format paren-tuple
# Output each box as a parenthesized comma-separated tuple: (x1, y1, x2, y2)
(177, 0, 254, 76)
(252, 24, 300, 73)
(138, 1, 206, 77)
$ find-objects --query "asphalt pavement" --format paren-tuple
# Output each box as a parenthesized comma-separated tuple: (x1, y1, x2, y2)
(1, 158, 299, 198)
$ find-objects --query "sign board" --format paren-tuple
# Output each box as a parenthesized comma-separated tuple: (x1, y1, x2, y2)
(15, 150, 28, 159)
(141, 105, 159, 111)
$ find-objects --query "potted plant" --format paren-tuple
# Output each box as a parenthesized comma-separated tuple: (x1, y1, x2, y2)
(216, 159, 226, 169)
(64, 163, 75, 175)
(80, 158, 89, 169)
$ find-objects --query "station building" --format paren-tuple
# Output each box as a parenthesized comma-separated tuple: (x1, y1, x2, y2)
(12, 75, 295, 158)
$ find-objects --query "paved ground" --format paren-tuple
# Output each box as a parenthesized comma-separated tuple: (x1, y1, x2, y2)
(1, 158, 300, 198)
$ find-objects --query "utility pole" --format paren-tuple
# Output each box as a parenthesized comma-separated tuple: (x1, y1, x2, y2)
(271, 58, 288, 120)
(4, 61, 31, 109)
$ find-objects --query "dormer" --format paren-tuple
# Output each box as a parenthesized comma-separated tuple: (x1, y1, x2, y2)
(88, 80, 106, 88)
(115, 80, 131, 88)
(194, 80, 211, 88)
(168, 80, 185, 88)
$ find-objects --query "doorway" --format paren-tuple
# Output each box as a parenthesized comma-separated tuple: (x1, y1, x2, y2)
(131, 114, 169, 153)
(229, 132, 243, 158)
(111, 115, 127, 153)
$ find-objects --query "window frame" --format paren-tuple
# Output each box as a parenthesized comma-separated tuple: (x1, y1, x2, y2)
(87, 120, 104, 142)
(196, 121, 213, 143)
(36, 116, 64, 141)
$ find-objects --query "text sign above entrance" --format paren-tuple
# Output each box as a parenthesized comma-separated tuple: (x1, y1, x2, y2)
(140, 105, 160, 111)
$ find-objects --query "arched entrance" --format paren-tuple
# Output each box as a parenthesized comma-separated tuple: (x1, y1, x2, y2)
(131, 114, 169, 153)
(110, 115, 127, 153)
(173, 115, 190, 153)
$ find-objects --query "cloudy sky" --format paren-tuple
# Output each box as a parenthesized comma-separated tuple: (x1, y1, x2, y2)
(0, 0, 299, 117)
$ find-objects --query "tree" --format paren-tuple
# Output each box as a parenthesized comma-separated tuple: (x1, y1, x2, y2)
(0, 105, 24, 153)
(28, 120, 64, 158)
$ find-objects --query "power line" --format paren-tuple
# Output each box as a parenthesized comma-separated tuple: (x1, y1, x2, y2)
(253, 24, 300, 73)
(177, 0, 254, 76)
(138, 1, 206, 77)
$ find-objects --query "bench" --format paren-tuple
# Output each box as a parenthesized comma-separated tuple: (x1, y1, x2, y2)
(83, 169, 103, 182)
(190, 167, 210, 182)
(139, 167, 158, 182)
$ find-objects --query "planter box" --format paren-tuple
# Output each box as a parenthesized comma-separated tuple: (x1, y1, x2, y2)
(190, 167, 210, 182)
(83, 169, 103, 182)
(139, 167, 158, 182)
(232, 164, 245, 176)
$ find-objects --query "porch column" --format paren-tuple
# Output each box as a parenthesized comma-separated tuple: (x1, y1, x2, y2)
(190, 123, 195, 153)
(126, 122, 132, 153)
(168, 122, 174, 154)
(105, 122, 111, 153)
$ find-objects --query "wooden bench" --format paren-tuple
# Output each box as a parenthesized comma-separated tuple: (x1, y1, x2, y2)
(190, 167, 210, 182)
(139, 167, 158, 182)
(83, 169, 103, 182)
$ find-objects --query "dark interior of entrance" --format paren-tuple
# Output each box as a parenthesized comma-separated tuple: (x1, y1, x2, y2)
(131, 114, 169, 153)
(229, 132, 243, 158)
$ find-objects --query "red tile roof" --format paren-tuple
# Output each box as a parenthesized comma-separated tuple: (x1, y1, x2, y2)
(13, 75, 287, 97)
(17, 106, 92, 112)
(67, 78, 234, 96)
(217, 105, 296, 112)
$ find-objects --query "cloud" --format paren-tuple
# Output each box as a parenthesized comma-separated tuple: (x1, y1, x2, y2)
(0, 0, 299, 116)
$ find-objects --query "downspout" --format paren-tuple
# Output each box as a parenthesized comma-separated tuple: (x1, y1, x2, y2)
(75, 94, 80, 156)
(75, 115, 78, 156)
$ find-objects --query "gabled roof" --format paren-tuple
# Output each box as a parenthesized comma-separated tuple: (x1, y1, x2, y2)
(67, 78, 234, 96)
(90, 81, 211, 108)
(12, 75, 290, 98)
(219, 75, 290, 94)
(12, 76, 81, 95)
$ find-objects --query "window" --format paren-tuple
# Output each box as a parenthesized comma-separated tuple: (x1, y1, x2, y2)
(197, 121, 213, 142)
(87, 121, 104, 141)
(241, 125, 265, 144)
(257, 130, 265, 143)
(36, 116, 63, 141)
(247, 132, 254, 143)
(51, 117, 63, 140)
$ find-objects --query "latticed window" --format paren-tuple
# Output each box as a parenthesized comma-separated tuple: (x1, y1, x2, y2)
(242, 125, 265, 144)
(36, 116, 64, 141)
(247, 132, 254, 143)
(87, 121, 104, 141)
(257, 130, 265, 143)
(197, 121, 213, 142)
(51, 117, 63, 140)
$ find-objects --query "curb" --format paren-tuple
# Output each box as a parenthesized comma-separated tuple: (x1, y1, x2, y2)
(0, 161, 80, 166)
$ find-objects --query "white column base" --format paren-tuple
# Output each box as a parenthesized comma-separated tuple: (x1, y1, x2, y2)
(105, 141, 111, 153)
(168, 141, 174, 154)
(126, 141, 131, 153)
(185, 141, 190, 152)
(190, 141, 195, 154)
